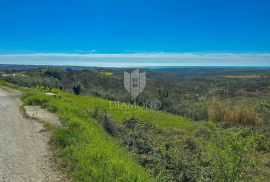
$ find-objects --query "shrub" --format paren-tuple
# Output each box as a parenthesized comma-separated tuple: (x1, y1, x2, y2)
(117, 119, 213, 181)
(2, 75, 60, 89)
(72, 84, 81, 95)
(22, 93, 49, 106)
(208, 127, 258, 182)
(91, 105, 100, 119)
(256, 127, 270, 152)
(195, 127, 212, 139)
(98, 112, 115, 135)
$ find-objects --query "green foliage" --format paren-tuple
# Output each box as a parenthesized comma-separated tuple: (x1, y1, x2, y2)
(72, 84, 81, 95)
(17, 87, 268, 181)
(3, 77, 269, 181)
(60, 92, 194, 129)
(1, 74, 60, 90)
(98, 112, 115, 135)
(3, 68, 270, 123)
(256, 127, 270, 152)
(22, 90, 153, 181)
(116, 119, 212, 181)
(22, 91, 49, 106)
(207, 125, 258, 182)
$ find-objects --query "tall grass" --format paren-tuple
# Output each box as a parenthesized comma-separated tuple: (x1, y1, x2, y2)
(208, 97, 263, 126)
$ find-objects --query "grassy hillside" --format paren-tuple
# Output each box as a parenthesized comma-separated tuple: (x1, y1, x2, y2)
(57, 92, 194, 129)
(22, 89, 154, 181)
(20, 88, 269, 181)
(1, 80, 270, 181)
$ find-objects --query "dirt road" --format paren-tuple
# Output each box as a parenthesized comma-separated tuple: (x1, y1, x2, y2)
(0, 87, 62, 182)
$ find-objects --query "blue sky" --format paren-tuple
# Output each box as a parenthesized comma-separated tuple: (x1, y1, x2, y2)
(0, 0, 270, 66)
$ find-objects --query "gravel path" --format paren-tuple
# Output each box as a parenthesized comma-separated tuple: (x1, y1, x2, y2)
(0, 87, 63, 182)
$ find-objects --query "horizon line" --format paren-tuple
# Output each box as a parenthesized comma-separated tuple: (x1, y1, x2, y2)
(0, 52, 270, 67)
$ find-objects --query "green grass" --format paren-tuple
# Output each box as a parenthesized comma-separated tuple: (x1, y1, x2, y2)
(0, 79, 21, 89)
(58, 91, 194, 129)
(1, 81, 270, 181)
(19, 88, 194, 181)
(21, 90, 154, 181)
(4, 81, 270, 181)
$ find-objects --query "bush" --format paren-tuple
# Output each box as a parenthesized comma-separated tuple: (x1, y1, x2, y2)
(98, 113, 115, 135)
(91, 106, 100, 119)
(22, 93, 49, 106)
(72, 84, 81, 95)
(117, 119, 213, 181)
(207, 127, 258, 182)
(256, 127, 270, 152)
(2, 75, 60, 90)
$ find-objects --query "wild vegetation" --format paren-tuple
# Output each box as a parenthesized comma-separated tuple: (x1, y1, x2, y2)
(2, 68, 270, 123)
(18, 88, 268, 181)
(208, 97, 263, 126)
(22, 90, 153, 181)
(1, 67, 270, 181)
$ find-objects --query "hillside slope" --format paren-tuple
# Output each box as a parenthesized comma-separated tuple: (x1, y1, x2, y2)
(2, 81, 269, 181)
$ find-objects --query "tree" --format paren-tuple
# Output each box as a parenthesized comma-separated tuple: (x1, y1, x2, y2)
(73, 84, 81, 95)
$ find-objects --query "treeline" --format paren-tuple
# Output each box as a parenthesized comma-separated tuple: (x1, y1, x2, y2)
(1, 74, 60, 91)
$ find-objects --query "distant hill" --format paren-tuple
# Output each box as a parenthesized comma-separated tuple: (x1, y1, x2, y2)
(0, 64, 96, 71)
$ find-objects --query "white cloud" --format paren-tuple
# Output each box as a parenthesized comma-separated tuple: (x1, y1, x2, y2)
(0, 52, 269, 67)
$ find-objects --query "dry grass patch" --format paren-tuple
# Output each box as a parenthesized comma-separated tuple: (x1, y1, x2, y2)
(208, 97, 263, 126)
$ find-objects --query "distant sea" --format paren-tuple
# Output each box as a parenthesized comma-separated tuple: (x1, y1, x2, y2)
(143, 66, 270, 69)
(1, 64, 270, 70)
